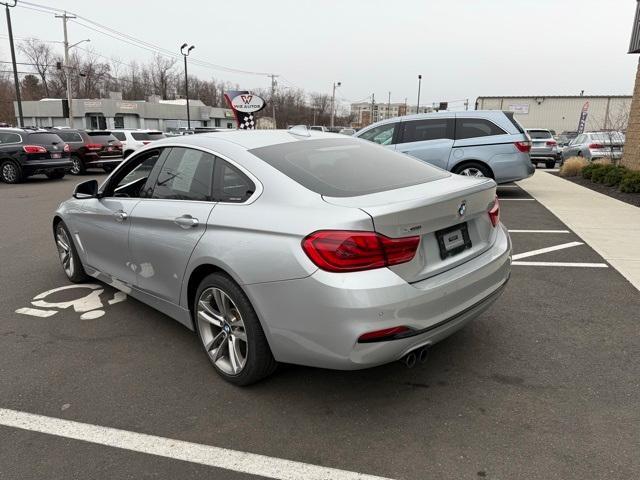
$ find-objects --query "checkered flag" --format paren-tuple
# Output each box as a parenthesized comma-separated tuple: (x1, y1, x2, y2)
(238, 114, 255, 130)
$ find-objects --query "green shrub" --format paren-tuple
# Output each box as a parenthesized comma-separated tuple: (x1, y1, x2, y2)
(581, 163, 600, 180)
(603, 166, 627, 187)
(619, 171, 640, 193)
(591, 164, 615, 184)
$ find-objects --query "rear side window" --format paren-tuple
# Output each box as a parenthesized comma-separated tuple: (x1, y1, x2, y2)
(112, 132, 126, 141)
(250, 138, 448, 198)
(401, 118, 453, 143)
(527, 130, 552, 139)
(455, 118, 506, 140)
(504, 112, 525, 134)
(358, 123, 397, 145)
(131, 132, 165, 141)
(0, 132, 21, 144)
(26, 133, 63, 144)
(216, 161, 255, 203)
(56, 131, 83, 142)
(152, 147, 215, 201)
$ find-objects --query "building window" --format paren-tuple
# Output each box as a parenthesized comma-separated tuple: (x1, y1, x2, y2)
(114, 116, 124, 129)
(227, 122, 233, 129)
(214, 118, 221, 127)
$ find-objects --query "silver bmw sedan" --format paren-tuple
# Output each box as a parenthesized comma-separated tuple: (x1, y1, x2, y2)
(53, 128, 511, 385)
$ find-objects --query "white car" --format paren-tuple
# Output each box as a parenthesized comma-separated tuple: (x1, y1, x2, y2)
(111, 130, 166, 158)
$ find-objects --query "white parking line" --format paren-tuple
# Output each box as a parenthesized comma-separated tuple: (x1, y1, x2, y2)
(513, 261, 608, 268)
(508, 230, 570, 234)
(0, 408, 394, 480)
(14, 308, 57, 318)
(512, 241, 583, 261)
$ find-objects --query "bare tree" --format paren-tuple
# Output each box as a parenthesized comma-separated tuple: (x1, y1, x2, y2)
(18, 38, 55, 97)
(150, 54, 176, 99)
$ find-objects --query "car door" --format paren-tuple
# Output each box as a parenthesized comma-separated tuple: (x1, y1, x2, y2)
(128, 147, 217, 304)
(68, 149, 167, 286)
(393, 118, 454, 169)
(356, 122, 400, 150)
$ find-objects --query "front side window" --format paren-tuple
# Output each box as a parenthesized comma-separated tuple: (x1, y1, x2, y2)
(401, 119, 453, 143)
(358, 123, 397, 145)
(455, 118, 506, 140)
(152, 147, 215, 201)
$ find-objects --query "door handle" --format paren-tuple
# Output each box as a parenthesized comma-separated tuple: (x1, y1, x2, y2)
(113, 210, 128, 222)
(174, 215, 199, 229)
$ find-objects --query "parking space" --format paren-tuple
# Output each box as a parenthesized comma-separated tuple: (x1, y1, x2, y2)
(1, 176, 639, 480)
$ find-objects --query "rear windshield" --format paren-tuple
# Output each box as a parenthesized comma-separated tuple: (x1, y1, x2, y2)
(56, 131, 83, 142)
(589, 133, 625, 143)
(527, 130, 552, 139)
(131, 132, 165, 141)
(249, 138, 447, 197)
(26, 133, 63, 144)
(86, 132, 117, 143)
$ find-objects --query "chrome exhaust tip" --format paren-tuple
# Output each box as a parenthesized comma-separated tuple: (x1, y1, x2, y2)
(418, 347, 429, 364)
(404, 352, 417, 368)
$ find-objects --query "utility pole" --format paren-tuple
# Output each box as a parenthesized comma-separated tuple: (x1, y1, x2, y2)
(416, 74, 422, 114)
(56, 11, 77, 127)
(4, 0, 23, 127)
(269, 74, 278, 126)
(180, 43, 195, 129)
(330, 81, 341, 128)
(387, 91, 391, 120)
(370, 93, 375, 125)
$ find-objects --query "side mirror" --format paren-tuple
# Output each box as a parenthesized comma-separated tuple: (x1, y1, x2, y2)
(73, 179, 98, 199)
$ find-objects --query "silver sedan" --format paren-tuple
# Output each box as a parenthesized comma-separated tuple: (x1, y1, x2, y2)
(53, 129, 512, 385)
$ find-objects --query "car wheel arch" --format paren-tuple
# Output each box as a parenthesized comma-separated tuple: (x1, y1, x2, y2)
(450, 159, 494, 179)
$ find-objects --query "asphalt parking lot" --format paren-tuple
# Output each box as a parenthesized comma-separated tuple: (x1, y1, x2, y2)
(1, 173, 639, 480)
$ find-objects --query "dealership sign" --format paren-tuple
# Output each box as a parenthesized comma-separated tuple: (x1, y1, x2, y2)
(231, 94, 265, 113)
(508, 103, 529, 114)
(576, 101, 590, 134)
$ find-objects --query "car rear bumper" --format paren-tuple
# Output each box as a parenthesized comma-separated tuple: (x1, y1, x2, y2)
(245, 224, 512, 370)
(490, 152, 535, 183)
(23, 159, 73, 173)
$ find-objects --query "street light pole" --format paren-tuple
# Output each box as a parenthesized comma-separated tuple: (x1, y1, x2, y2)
(416, 74, 422, 114)
(3, 0, 23, 127)
(180, 43, 195, 130)
(330, 81, 341, 128)
(387, 91, 391, 120)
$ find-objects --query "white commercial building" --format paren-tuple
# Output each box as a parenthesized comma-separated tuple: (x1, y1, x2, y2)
(475, 95, 632, 134)
(350, 102, 432, 128)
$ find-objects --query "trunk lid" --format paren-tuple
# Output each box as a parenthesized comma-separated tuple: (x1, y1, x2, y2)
(323, 175, 498, 283)
(24, 132, 67, 161)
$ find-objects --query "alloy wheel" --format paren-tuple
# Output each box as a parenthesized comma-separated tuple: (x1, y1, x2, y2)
(55, 225, 75, 278)
(197, 287, 248, 376)
(2, 163, 17, 183)
(459, 167, 485, 177)
(70, 158, 81, 175)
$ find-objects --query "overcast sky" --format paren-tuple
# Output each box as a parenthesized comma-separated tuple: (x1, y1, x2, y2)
(2, 0, 638, 110)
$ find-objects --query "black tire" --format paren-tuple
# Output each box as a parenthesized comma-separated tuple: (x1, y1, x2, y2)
(124, 150, 134, 158)
(70, 155, 85, 175)
(0, 160, 23, 183)
(194, 273, 277, 386)
(545, 160, 556, 169)
(54, 220, 90, 283)
(452, 161, 492, 179)
(46, 169, 66, 180)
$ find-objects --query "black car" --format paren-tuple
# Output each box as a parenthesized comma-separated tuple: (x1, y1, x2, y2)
(53, 129, 123, 174)
(0, 128, 72, 183)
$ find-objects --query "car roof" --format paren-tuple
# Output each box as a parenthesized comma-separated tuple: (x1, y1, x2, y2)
(360, 109, 507, 129)
(149, 129, 346, 150)
(526, 128, 551, 131)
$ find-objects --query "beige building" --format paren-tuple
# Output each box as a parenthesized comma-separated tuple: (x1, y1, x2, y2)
(475, 95, 631, 134)
(350, 102, 432, 128)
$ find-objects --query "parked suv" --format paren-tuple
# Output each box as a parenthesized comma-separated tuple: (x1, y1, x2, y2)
(111, 129, 166, 158)
(526, 128, 559, 169)
(354, 111, 534, 183)
(0, 128, 71, 183)
(561, 131, 625, 163)
(54, 130, 123, 174)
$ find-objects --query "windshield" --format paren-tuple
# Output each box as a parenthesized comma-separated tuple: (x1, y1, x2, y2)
(527, 130, 552, 139)
(26, 133, 64, 144)
(250, 138, 447, 197)
(86, 132, 118, 144)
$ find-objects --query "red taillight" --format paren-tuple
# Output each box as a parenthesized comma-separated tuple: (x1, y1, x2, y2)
(546, 140, 557, 146)
(589, 143, 604, 149)
(488, 196, 500, 227)
(358, 326, 412, 343)
(514, 141, 531, 152)
(22, 145, 47, 153)
(63, 144, 70, 153)
(301, 230, 420, 273)
(85, 143, 102, 151)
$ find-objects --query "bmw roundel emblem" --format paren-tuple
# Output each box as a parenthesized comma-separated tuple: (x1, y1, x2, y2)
(457, 200, 467, 217)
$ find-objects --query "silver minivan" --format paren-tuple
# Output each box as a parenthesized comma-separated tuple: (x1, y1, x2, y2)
(355, 111, 534, 183)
